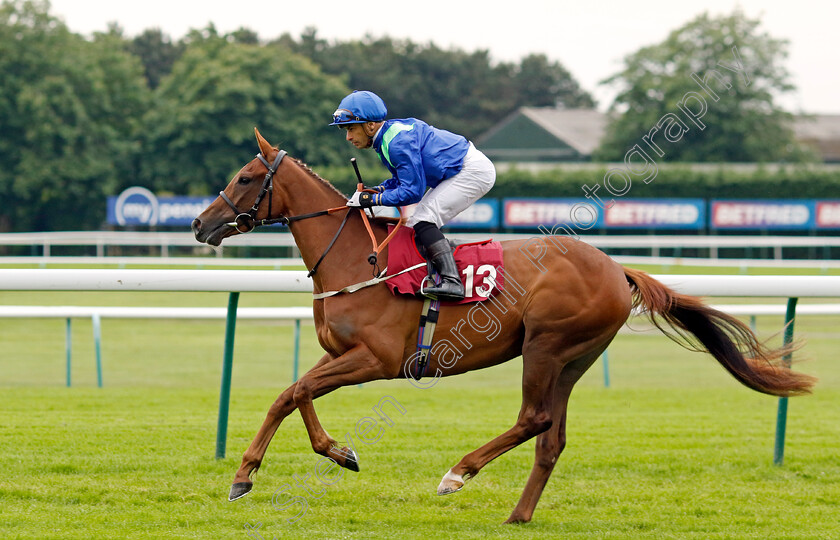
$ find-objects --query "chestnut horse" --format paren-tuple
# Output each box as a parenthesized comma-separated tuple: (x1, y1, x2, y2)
(192, 129, 815, 524)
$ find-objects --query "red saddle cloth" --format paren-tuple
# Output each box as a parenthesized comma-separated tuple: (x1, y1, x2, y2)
(384, 226, 505, 304)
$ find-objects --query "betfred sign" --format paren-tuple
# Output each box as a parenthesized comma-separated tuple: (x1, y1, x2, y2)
(816, 201, 840, 229)
(711, 200, 814, 230)
(503, 199, 603, 229)
(604, 199, 704, 229)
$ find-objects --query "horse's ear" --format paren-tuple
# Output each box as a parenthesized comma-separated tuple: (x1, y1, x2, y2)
(254, 127, 273, 157)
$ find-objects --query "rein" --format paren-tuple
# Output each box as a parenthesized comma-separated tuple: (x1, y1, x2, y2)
(311, 262, 426, 300)
(220, 150, 403, 278)
(354, 182, 404, 269)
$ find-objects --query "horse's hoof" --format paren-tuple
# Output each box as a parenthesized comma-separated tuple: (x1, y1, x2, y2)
(341, 447, 360, 472)
(436, 469, 465, 495)
(229, 482, 253, 501)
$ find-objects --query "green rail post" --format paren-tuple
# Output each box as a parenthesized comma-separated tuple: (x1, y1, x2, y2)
(602, 350, 610, 388)
(216, 292, 240, 460)
(292, 319, 301, 382)
(773, 297, 798, 466)
(65, 318, 72, 387)
(92, 314, 103, 388)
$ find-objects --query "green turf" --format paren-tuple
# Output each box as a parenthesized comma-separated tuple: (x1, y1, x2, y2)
(1, 265, 840, 539)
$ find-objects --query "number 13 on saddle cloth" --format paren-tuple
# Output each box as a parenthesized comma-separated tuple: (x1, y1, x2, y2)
(384, 225, 505, 304)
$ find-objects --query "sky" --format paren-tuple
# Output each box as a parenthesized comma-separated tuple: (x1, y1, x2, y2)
(48, 0, 840, 114)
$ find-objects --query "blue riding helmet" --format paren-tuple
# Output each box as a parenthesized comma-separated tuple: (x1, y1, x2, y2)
(329, 90, 388, 126)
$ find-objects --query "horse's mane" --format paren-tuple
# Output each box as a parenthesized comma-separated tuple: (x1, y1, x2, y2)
(290, 155, 403, 229)
(290, 157, 347, 200)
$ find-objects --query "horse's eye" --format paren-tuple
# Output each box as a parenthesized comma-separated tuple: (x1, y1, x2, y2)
(238, 176, 252, 185)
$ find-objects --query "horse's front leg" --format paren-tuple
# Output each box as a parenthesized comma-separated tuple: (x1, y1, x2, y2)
(229, 353, 334, 501)
(293, 344, 387, 471)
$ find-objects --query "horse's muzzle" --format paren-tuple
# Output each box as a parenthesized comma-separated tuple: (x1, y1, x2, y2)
(191, 218, 203, 239)
(192, 217, 220, 245)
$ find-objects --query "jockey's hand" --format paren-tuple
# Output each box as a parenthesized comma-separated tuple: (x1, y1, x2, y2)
(347, 190, 375, 208)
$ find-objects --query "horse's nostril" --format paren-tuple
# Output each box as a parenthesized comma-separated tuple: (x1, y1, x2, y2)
(191, 218, 201, 234)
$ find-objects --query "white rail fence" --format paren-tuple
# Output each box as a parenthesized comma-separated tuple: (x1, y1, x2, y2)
(5, 254, 840, 271)
(2, 269, 840, 463)
(0, 306, 314, 388)
(2, 231, 840, 260)
(7, 302, 836, 390)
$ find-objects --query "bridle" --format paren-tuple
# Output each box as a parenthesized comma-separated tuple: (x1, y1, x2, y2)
(218, 149, 403, 278)
(220, 150, 289, 233)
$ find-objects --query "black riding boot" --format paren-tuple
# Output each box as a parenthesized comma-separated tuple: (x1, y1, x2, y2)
(421, 238, 465, 301)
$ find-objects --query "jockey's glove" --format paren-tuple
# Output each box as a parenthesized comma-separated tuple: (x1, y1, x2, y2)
(347, 190, 376, 208)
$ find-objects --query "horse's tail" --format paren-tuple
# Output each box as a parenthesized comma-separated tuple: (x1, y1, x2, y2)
(623, 267, 816, 397)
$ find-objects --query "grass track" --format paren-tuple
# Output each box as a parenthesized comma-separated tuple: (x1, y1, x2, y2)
(1, 263, 840, 538)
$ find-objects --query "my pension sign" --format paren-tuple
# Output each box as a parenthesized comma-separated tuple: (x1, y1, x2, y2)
(107, 187, 215, 227)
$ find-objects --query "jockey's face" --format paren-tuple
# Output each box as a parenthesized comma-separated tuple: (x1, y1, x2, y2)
(342, 122, 379, 149)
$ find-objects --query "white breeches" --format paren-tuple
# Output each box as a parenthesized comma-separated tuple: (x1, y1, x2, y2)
(407, 143, 496, 228)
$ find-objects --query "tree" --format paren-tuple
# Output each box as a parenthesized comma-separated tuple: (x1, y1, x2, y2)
(596, 11, 807, 162)
(141, 29, 350, 195)
(278, 30, 594, 140)
(514, 53, 595, 109)
(0, 0, 150, 231)
(227, 27, 259, 45)
(128, 28, 185, 90)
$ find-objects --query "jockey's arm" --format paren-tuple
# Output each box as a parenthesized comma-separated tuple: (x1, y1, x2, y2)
(372, 177, 398, 193)
(376, 144, 426, 207)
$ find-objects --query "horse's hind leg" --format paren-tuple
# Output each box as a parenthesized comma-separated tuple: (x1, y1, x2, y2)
(503, 400, 568, 524)
(504, 350, 601, 524)
(437, 333, 566, 495)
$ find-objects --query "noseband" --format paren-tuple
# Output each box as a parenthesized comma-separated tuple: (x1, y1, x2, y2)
(220, 150, 288, 233)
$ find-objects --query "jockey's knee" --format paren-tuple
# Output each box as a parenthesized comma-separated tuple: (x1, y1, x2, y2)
(413, 220, 445, 247)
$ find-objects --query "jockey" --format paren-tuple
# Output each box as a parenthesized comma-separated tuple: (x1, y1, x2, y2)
(330, 90, 496, 302)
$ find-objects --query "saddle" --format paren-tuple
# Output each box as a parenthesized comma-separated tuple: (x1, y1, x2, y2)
(384, 226, 505, 304)
(384, 226, 506, 380)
